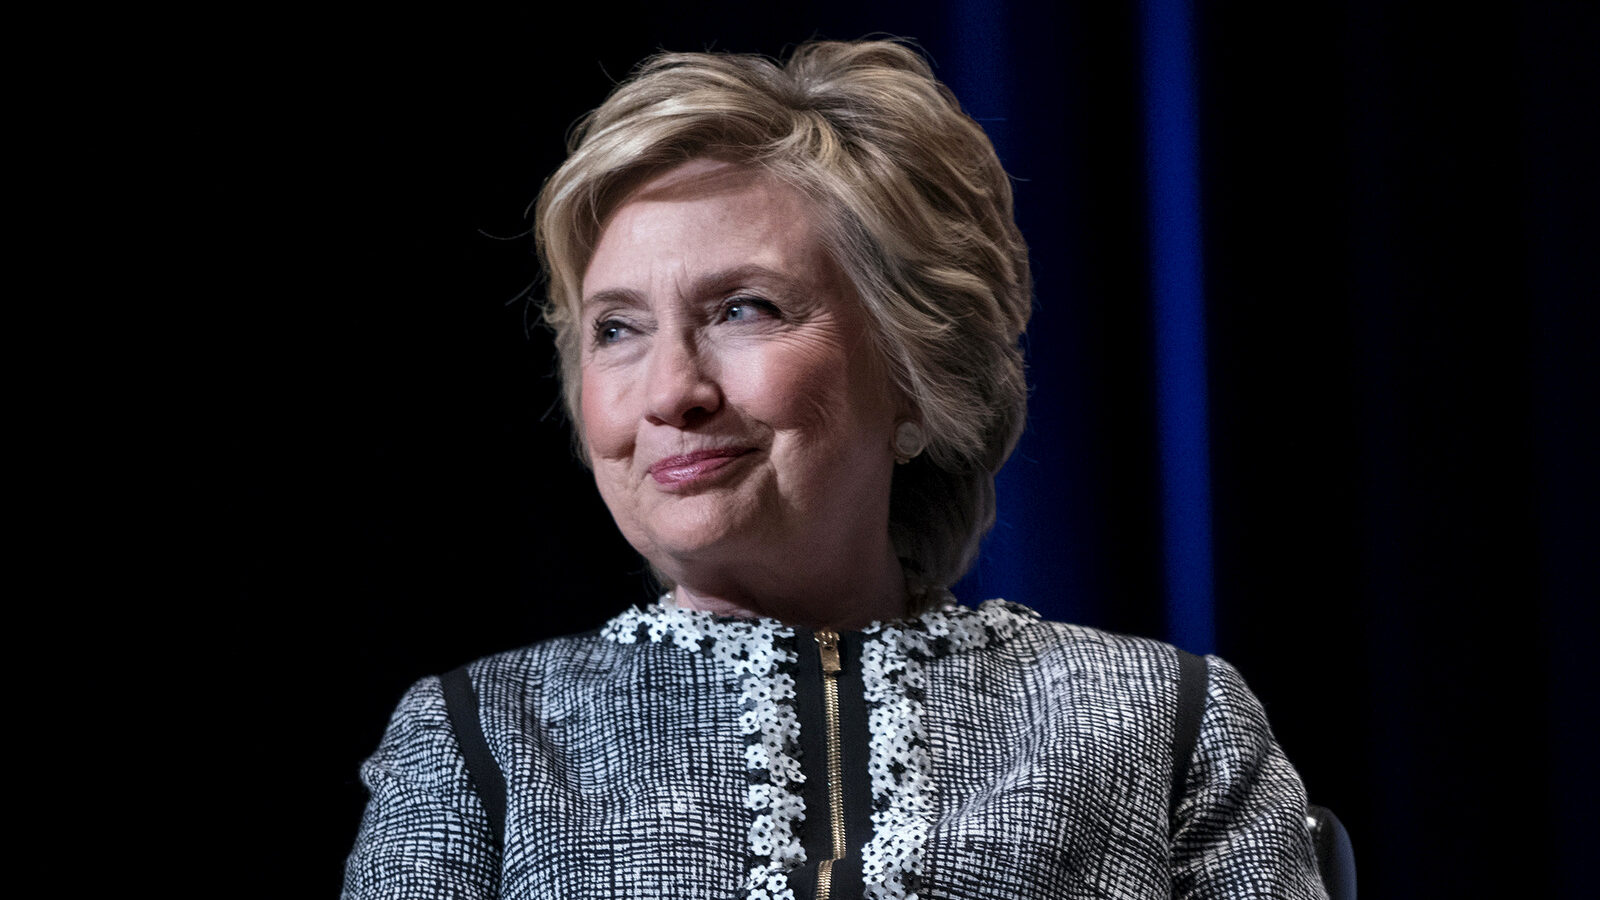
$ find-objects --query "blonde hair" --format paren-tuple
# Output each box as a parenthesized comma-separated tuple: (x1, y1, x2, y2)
(535, 39, 1032, 588)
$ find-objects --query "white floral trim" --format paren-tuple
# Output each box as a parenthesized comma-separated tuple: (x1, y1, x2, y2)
(600, 597, 1039, 900)
(857, 599, 1038, 899)
(602, 599, 805, 900)
(864, 596, 1040, 659)
(858, 628, 933, 900)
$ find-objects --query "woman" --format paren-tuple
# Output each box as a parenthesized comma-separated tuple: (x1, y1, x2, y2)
(343, 39, 1326, 899)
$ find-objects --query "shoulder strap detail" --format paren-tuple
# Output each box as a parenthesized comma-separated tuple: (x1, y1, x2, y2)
(440, 665, 507, 843)
(1170, 648, 1209, 820)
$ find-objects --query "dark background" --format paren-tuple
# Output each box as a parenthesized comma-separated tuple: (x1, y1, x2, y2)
(177, 2, 1594, 896)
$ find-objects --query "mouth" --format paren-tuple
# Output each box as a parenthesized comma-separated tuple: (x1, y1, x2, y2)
(647, 447, 755, 488)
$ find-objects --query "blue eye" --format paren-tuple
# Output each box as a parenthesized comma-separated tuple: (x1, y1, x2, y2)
(723, 297, 779, 322)
(592, 318, 631, 345)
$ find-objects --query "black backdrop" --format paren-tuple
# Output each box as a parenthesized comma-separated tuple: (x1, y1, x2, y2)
(183, 2, 1595, 896)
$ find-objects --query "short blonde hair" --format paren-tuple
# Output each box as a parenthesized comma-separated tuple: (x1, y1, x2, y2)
(535, 39, 1031, 588)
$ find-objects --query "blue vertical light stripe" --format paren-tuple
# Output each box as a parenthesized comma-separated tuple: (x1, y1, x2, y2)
(1141, 0, 1216, 653)
(945, 0, 1037, 611)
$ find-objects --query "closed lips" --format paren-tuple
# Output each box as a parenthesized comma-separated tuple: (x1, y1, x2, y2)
(648, 447, 754, 484)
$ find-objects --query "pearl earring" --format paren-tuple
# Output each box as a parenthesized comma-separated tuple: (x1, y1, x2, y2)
(892, 421, 926, 464)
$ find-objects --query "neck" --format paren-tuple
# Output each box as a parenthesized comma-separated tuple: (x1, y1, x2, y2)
(666, 544, 909, 631)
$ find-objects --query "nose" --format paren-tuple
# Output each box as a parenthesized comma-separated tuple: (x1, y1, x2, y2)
(645, 330, 722, 427)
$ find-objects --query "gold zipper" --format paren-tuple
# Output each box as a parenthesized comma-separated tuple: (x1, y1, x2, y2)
(814, 629, 845, 900)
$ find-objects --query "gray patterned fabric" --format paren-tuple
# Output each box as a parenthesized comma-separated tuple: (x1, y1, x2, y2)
(343, 599, 1326, 899)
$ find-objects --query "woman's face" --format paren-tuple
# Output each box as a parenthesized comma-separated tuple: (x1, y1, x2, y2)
(579, 159, 901, 591)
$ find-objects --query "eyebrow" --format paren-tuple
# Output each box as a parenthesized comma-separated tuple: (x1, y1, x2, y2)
(581, 287, 644, 312)
(581, 264, 800, 312)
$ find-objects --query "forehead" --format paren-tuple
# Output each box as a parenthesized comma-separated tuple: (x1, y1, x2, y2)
(582, 160, 829, 294)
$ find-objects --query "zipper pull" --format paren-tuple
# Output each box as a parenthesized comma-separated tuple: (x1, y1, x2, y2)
(814, 629, 842, 674)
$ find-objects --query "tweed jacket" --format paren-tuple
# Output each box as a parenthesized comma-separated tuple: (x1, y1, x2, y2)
(343, 599, 1326, 899)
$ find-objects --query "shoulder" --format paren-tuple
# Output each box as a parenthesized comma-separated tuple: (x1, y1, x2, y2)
(947, 600, 1276, 728)
(360, 625, 627, 780)
(955, 598, 1191, 680)
(446, 625, 627, 719)
(445, 603, 753, 723)
(458, 625, 615, 684)
(346, 674, 500, 895)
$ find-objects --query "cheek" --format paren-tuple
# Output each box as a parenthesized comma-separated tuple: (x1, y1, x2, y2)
(578, 367, 630, 455)
(738, 339, 888, 440)
(732, 345, 835, 426)
(580, 390, 637, 521)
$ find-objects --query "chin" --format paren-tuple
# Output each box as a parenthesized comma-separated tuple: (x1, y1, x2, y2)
(633, 511, 767, 572)
(645, 522, 751, 562)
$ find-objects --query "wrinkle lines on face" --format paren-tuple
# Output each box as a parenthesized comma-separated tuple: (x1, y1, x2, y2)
(577, 158, 903, 613)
